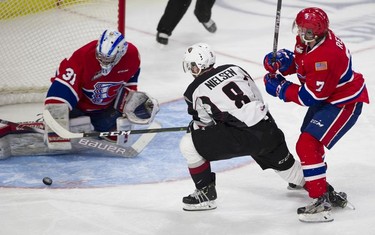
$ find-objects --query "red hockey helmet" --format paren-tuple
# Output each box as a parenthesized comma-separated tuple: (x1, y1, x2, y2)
(293, 7, 329, 43)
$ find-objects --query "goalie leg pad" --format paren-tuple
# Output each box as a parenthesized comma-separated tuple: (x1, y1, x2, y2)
(116, 117, 132, 146)
(98, 117, 132, 146)
(44, 103, 72, 150)
(0, 135, 11, 159)
(70, 116, 94, 133)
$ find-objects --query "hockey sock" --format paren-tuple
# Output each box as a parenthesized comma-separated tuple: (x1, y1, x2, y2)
(188, 161, 213, 189)
(296, 132, 327, 198)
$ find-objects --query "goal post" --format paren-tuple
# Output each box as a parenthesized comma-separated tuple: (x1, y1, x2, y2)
(0, 0, 126, 106)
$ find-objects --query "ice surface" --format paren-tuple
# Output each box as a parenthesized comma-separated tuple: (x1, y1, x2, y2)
(0, 0, 374, 234)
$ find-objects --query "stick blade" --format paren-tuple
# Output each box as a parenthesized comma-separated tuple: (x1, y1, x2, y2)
(72, 121, 162, 158)
(131, 121, 161, 154)
(43, 109, 83, 139)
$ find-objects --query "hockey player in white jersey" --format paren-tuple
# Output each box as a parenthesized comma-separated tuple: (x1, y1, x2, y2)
(179, 43, 306, 211)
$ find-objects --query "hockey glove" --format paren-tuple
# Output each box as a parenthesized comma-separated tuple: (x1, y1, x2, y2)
(123, 91, 160, 124)
(264, 73, 291, 101)
(263, 49, 295, 73)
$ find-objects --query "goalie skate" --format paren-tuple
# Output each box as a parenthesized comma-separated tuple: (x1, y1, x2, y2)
(183, 182, 217, 211)
(297, 193, 333, 223)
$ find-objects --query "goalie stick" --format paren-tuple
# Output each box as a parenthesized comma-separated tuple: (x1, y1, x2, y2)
(42, 109, 188, 139)
(0, 119, 44, 134)
(1, 118, 175, 158)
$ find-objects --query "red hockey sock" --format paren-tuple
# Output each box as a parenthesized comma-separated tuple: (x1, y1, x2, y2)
(296, 132, 327, 198)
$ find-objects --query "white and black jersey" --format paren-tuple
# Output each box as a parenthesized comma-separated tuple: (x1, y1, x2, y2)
(183, 64, 295, 171)
(183, 64, 268, 128)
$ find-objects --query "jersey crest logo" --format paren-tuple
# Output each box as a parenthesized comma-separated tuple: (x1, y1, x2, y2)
(83, 82, 123, 105)
(315, 61, 328, 71)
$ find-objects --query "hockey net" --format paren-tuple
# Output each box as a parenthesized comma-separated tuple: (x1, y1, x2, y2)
(0, 0, 125, 106)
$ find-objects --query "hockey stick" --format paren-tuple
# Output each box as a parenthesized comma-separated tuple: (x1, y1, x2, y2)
(76, 121, 163, 157)
(42, 109, 187, 139)
(0, 118, 167, 158)
(0, 119, 44, 134)
(272, 0, 282, 62)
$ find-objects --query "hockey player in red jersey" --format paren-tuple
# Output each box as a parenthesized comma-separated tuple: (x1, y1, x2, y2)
(263, 7, 369, 222)
(44, 29, 159, 150)
(179, 43, 306, 211)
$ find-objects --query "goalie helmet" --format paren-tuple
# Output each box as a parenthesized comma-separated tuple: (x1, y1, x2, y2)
(183, 43, 216, 76)
(96, 29, 128, 76)
(293, 7, 329, 43)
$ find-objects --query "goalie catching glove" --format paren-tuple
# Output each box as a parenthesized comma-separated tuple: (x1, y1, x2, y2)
(114, 88, 160, 125)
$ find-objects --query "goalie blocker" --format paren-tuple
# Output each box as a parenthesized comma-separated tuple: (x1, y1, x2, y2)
(44, 90, 159, 150)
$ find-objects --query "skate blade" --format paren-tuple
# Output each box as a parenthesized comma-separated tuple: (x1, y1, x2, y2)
(183, 201, 217, 211)
(346, 201, 356, 210)
(298, 211, 334, 223)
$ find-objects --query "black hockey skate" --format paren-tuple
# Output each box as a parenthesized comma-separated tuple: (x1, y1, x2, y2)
(289, 182, 351, 208)
(327, 184, 355, 209)
(202, 19, 217, 33)
(287, 183, 304, 190)
(297, 193, 333, 223)
(329, 191, 349, 208)
(183, 182, 217, 211)
(156, 32, 169, 45)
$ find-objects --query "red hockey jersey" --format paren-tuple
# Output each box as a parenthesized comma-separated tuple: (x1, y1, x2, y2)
(284, 30, 369, 107)
(45, 41, 140, 112)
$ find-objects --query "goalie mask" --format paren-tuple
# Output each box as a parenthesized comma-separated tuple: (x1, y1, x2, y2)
(292, 7, 329, 44)
(183, 43, 216, 76)
(96, 30, 128, 76)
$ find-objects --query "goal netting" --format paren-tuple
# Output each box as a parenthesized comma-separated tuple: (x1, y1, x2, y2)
(0, 0, 125, 106)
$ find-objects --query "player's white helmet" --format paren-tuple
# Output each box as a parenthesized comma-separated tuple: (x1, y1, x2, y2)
(96, 29, 128, 76)
(183, 43, 216, 76)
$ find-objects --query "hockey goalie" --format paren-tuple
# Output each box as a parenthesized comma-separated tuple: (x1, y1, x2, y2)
(44, 29, 159, 150)
(0, 29, 159, 158)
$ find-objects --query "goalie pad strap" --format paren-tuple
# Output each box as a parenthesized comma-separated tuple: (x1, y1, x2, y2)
(0, 126, 11, 159)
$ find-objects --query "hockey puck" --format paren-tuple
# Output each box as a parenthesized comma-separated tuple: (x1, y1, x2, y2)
(42, 177, 53, 186)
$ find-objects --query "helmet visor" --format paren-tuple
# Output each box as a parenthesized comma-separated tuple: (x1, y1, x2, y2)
(183, 61, 201, 76)
(96, 51, 116, 67)
(292, 21, 315, 43)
